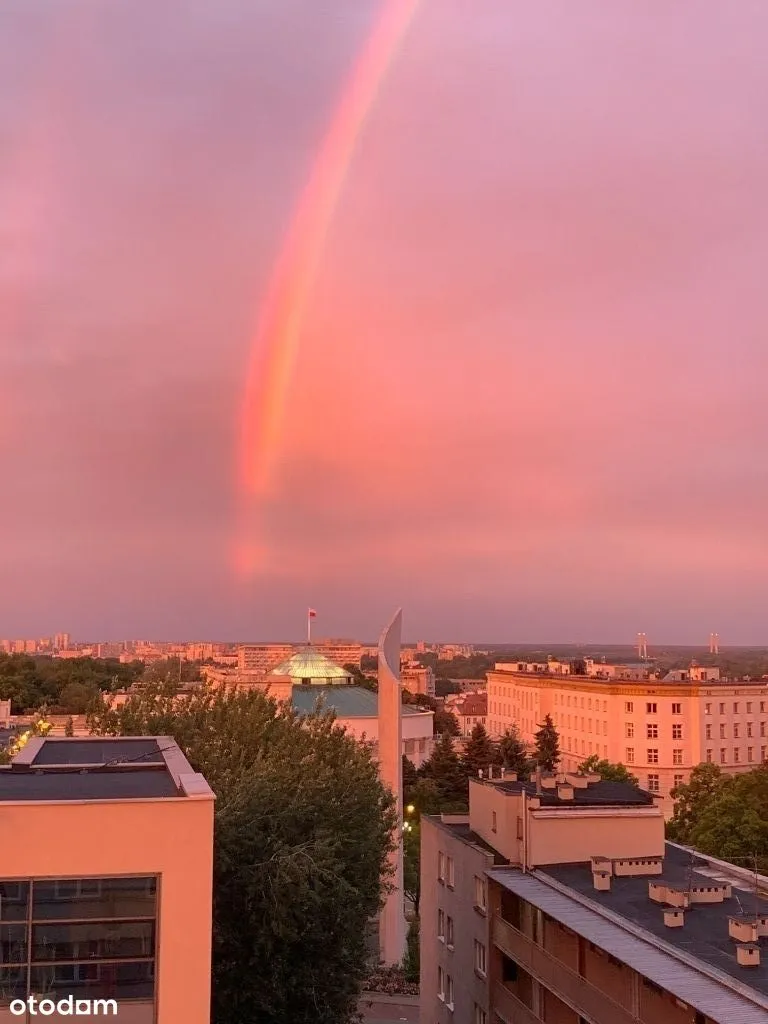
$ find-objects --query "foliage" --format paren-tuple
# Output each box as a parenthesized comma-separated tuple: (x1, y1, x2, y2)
(0, 654, 142, 714)
(461, 723, 496, 780)
(496, 727, 530, 780)
(533, 714, 560, 772)
(433, 709, 460, 736)
(402, 756, 418, 801)
(364, 965, 419, 997)
(88, 680, 396, 1024)
(434, 678, 460, 697)
(0, 712, 53, 764)
(142, 657, 201, 685)
(404, 918, 420, 983)
(406, 778, 443, 816)
(64, 717, 75, 737)
(403, 819, 421, 917)
(687, 769, 768, 873)
(666, 762, 725, 844)
(577, 754, 639, 787)
(419, 733, 467, 808)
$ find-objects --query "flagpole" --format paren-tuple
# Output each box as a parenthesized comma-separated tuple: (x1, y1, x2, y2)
(307, 609, 311, 647)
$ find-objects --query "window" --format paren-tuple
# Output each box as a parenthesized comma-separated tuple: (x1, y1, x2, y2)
(762, 722, 766, 737)
(705, 703, 711, 715)
(491, 811, 497, 833)
(474, 876, 487, 912)
(625, 722, 634, 738)
(719, 724, 726, 739)
(673, 774, 684, 789)
(672, 749, 683, 765)
(474, 1006, 488, 1024)
(672, 724, 682, 739)
(474, 940, 487, 977)
(446, 916, 455, 948)
(762, 702, 766, 714)
(734, 724, 740, 739)
(762, 746, 767, 762)
(646, 703, 657, 714)
(438, 909, 445, 942)
(719, 703, 725, 714)
(705, 724, 712, 739)
(647, 749, 659, 764)
(720, 748, 727, 764)
(748, 747, 754, 762)
(647, 724, 658, 739)
(734, 748, 740, 763)
(438, 966, 445, 1000)
(747, 702, 753, 713)
(625, 747, 635, 763)
(706, 749, 713, 762)
(625, 701, 634, 713)
(672, 702, 682, 715)
(747, 722, 753, 737)
(446, 857, 455, 888)
(647, 775, 660, 792)
(446, 974, 454, 1010)
(438, 852, 446, 882)
(734, 702, 739, 714)
(0, 877, 157, 1018)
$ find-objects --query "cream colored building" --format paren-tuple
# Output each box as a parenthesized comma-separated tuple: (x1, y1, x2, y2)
(402, 664, 436, 698)
(487, 665, 768, 815)
(0, 735, 213, 1024)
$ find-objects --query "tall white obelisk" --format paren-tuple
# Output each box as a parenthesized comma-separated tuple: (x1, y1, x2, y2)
(378, 608, 407, 966)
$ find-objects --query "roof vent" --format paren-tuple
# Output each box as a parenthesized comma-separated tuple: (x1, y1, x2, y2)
(736, 944, 761, 967)
(729, 918, 759, 943)
(664, 908, 685, 928)
(565, 772, 589, 789)
(541, 776, 557, 790)
(557, 783, 574, 801)
(501, 769, 518, 782)
(664, 888, 690, 909)
(593, 870, 611, 891)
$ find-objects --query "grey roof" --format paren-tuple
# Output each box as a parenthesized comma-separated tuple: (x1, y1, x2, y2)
(32, 738, 163, 766)
(490, 777, 654, 807)
(0, 767, 179, 801)
(488, 863, 768, 1024)
(291, 685, 428, 718)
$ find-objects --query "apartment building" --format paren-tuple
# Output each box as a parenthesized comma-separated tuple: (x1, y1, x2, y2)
(402, 664, 436, 698)
(0, 735, 214, 1024)
(421, 769, 768, 1024)
(487, 666, 768, 814)
(454, 693, 488, 737)
(237, 643, 294, 673)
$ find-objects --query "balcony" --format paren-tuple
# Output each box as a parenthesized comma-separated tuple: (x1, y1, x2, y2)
(492, 915, 640, 1024)
(493, 982, 541, 1024)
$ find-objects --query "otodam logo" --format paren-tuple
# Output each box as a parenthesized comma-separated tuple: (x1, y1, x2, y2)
(10, 996, 118, 1016)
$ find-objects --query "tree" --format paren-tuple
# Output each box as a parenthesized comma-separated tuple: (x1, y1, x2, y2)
(403, 818, 421, 917)
(666, 762, 726, 844)
(407, 777, 442, 816)
(402, 755, 418, 804)
(497, 727, 530, 780)
(419, 733, 467, 808)
(461, 723, 496, 780)
(533, 714, 560, 772)
(577, 754, 639, 787)
(64, 717, 75, 737)
(88, 681, 395, 1024)
(404, 917, 419, 983)
(687, 767, 768, 872)
(58, 681, 99, 715)
(433, 709, 460, 736)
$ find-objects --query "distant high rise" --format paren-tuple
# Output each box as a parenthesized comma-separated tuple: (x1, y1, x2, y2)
(710, 632, 720, 654)
(54, 632, 71, 651)
(636, 632, 648, 659)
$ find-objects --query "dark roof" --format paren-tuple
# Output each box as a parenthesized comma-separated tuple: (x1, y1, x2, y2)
(31, 738, 163, 766)
(291, 685, 427, 718)
(488, 777, 654, 807)
(428, 816, 510, 865)
(0, 768, 179, 801)
(542, 843, 768, 998)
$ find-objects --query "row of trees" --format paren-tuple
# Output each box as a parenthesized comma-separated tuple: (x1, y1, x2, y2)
(0, 653, 144, 714)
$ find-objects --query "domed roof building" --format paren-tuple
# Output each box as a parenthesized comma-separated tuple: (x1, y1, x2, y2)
(269, 647, 353, 686)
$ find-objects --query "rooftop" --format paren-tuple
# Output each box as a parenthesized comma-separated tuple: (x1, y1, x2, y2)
(270, 646, 352, 683)
(486, 775, 655, 807)
(291, 685, 429, 718)
(0, 736, 213, 802)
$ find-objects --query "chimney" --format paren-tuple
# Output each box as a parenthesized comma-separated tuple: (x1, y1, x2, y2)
(502, 769, 518, 782)
(737, 944, 761, 967)
(593, 870, 611, 891)
(663, 909, 685, 929)
(729, 918, 759, 943)
(556, 783, 574, 801)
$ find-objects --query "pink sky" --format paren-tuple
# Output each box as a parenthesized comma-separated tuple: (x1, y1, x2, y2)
(1, 0, 768, 643)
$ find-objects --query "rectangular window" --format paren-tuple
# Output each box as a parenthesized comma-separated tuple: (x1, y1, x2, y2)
(762, 722, 766, 737)
(720, 724, 726, 739)
(720, 748, 727, 764)
(446, 916, 455, 948)
(748, 747, 754, 762)
(747, 722, 753, 737)
(706, 749, 713, 762)
(647, 774, 660, 792)
(672, 702, 682, 714)
(705, 703, 712, 715)
(625, 701, 634, 713)
(734, 724, 740, 739)
(446, 857, 455, 888)
(734, 702, 739, 714)
(673, 774, 684, 789)
(491, 811, 497, 832)
(646, 703, 657, 714)
(734, 748, 740, 763)
(446, 974, 454, 1010)
(438, 909, 445, 942)
(762, 746, 767, 762)
(625, 722, 634, 738)
(647, 724, 658, 739)
(762, 702, 766, 714)
(647, 749, 659, 764)
(747, 702, 753, 713)
(672, 724, 682, 739)
(438, 852, 446, 882)
(672, 749, 683, 765)
(719, 703, 725, 714)
(474, 876, 487, 912)
(705, 724, 712, 739)
(625, 747, 635, 763)
(438, 966, 445, 1000)
(474, 940, 487, 977)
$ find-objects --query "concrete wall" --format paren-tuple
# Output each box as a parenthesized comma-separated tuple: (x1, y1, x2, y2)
(0, 797, 213, 1024)
(527, 809, 665, 866)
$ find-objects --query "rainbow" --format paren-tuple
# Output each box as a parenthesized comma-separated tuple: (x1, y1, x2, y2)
(235, 0, 420, 575)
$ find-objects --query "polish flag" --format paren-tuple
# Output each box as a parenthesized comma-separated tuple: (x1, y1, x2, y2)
(308, 608, 317, 618)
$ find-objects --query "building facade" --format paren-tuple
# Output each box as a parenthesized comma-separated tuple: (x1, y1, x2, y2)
(0, 735, 214, 1024)
(487, 667, 768, 815)
(402, 664, 436, 698)
(421, 770, 768, 1024)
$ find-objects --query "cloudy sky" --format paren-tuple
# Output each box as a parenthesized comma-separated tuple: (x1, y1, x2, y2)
(1, 0, 767, 644)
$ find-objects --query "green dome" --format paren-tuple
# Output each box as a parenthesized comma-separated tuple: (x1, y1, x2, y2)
(270, 647, 352, 685)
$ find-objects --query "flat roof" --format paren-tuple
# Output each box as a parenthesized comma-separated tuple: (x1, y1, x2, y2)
(0, 736, 213, 803)
(489, 864, 768, 1024)
(427, 815, 510, 866)
(484, 777, 655, 808)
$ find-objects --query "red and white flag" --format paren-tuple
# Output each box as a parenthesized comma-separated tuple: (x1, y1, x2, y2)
(308, 608, 317, 618)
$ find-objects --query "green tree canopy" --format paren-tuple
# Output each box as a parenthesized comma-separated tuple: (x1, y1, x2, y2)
(533, 714, 560, 772)
(577, 754, 639, 787)
(666, 762, 726, 844)
(88, 681, 395, 1024)
(419, 732, 467, 808)
(433, 708, 460, 736)
(461, 723, 496, 780)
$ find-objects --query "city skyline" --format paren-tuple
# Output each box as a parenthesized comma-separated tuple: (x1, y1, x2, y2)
(2, 1, 768, 641)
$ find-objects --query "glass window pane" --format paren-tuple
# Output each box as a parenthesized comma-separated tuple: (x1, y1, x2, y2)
(32, 922, 155, 963)
(0, 882, 29, 922)
(32, 877, 156, 921)
(0, 965, 28, 1006)
(0, 924, 27, 964)
(30, 960, 155, 1001)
